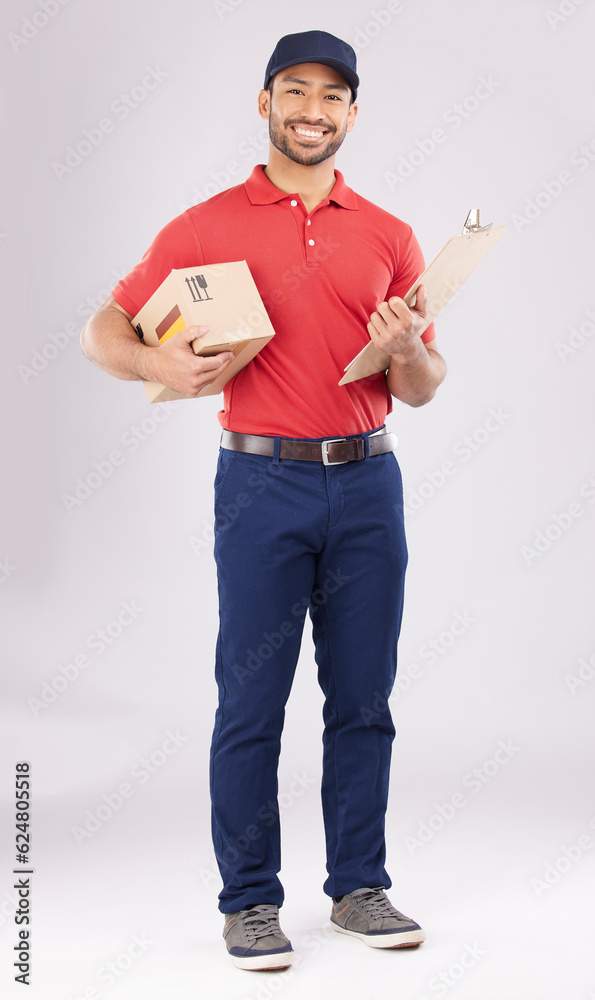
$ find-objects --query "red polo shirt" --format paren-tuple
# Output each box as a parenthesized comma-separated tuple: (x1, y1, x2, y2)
(112, 165, 435, 438)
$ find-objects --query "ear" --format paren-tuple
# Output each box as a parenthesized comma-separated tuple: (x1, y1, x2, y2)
(258, 88, 271, 121)
(346, 101, 358, 133)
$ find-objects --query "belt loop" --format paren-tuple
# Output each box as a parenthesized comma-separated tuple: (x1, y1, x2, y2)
(364, 432, 370, 460)
(272, 436, 281, 465)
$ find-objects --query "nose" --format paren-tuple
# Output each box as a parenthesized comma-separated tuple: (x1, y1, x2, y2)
(300, 91, 328, 122)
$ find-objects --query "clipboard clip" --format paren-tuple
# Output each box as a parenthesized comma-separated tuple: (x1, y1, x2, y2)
(462, 209, 493, 234)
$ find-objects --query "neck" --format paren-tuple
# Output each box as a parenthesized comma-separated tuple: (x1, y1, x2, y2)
(264, 145, 337, 214)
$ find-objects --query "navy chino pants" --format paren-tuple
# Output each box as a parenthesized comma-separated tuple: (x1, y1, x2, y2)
(209, 426, 408, 913)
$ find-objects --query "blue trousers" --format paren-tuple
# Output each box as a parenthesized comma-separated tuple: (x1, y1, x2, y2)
(209, 426, 408, 913)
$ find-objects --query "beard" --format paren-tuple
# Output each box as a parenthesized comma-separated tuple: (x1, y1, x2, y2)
(267, 109, 348, 166)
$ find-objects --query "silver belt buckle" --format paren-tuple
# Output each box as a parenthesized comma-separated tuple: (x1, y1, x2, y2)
(321, 437, 348, 465)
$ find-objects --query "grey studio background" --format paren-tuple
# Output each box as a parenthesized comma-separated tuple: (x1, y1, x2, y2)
(1, 0, 594, 998)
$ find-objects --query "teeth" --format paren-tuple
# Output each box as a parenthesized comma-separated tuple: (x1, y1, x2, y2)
(293, 127, 326, 138)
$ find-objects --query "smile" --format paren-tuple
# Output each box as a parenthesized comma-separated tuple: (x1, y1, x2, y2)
(290, 125, 330, 141)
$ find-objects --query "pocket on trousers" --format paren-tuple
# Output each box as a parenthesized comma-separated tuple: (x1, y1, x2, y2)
(388, 452, 405, 513)
(213, 447, 235, 495)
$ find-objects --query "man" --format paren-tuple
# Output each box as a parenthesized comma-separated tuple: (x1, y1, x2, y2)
(81, 29, 446, 972)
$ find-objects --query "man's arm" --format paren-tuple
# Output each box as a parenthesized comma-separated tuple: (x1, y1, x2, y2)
(80, 294, 235, 396)
(367, 285, 447, 407)
(386, 338, 446, 407)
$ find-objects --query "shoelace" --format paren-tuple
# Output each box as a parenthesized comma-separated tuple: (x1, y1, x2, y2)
(241, 904, 281, 941)
(351, 888, 401, 920)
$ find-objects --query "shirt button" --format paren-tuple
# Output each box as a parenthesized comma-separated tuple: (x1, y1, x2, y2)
(309, 239, 315, 246)
(307, 219, 311, 226)
(290, 199, 298, 207)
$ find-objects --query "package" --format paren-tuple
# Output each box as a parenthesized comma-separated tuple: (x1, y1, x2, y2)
(131, 261, 276, 403)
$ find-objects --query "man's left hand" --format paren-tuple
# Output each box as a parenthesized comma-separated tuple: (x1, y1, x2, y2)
(367, 285, 427, 359)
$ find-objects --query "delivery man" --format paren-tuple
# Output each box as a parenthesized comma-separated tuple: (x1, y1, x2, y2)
(80, 29, 446, 972)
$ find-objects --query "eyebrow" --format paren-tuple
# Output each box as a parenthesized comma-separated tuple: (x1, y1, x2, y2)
(280, 74, 350, 94)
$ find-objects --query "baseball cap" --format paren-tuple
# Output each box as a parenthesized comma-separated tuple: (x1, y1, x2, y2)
(264, 30, 359, 100)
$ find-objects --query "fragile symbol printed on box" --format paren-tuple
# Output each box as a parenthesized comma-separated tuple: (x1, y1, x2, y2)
(185, 275, 212, 303)
(131, 262, 275, 403)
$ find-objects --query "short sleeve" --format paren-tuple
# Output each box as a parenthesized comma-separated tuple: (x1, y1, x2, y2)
(111, 211, 204, 317)
(387, 225, 436, 344)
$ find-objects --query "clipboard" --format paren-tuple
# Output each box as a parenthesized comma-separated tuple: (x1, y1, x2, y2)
(338, 210, 507, 386)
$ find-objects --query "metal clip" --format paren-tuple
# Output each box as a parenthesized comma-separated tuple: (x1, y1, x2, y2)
(462, 209, 493, 234)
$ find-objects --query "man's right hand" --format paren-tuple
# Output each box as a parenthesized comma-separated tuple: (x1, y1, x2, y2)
(148, 325, 235, 396)
(80, 296, 236, 389)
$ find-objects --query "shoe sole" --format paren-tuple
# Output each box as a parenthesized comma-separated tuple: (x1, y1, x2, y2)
(330, 921, 426, 949)
(229, 951, 295, 971)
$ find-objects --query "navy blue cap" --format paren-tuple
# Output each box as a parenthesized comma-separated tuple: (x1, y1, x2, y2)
(264, 30, 359, 100)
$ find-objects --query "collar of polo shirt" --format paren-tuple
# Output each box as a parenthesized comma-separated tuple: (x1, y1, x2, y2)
(245, 164, 359, 210)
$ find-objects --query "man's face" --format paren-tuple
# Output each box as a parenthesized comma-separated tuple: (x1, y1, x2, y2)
(259, 62, 358, 166)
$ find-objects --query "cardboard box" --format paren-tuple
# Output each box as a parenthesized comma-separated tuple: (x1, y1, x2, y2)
(132, 261, 276, 403)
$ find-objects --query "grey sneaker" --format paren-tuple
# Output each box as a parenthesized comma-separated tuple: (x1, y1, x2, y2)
(330, 887, 426, 948)
(223, 904, 295, 970)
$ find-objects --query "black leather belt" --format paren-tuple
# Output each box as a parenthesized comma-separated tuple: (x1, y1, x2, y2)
(220, 428, 397, 465)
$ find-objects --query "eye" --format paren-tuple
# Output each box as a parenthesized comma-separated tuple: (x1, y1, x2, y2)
(287, 88, 304, 95)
